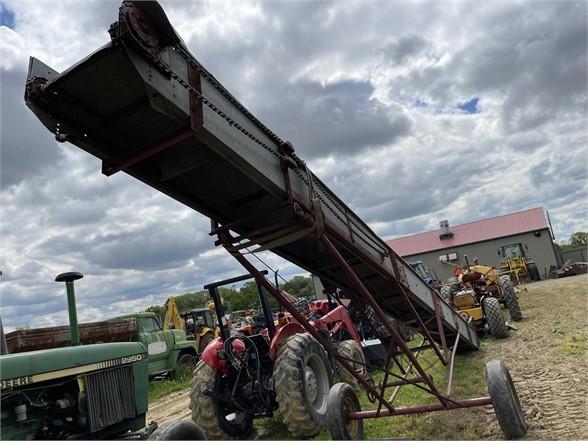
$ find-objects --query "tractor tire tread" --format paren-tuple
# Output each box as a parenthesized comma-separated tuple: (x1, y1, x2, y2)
(189, 361, 231, 440)
(483, 297, 509, 339)
(336, 340, 367, 392)
(198, 331, 215, 354)
(274, 333, 332, 437)
(527, 263, 541, 281)
(326, 383, 364, 440)
(498, 275, 523, 321)
(485, 360, 528, 439)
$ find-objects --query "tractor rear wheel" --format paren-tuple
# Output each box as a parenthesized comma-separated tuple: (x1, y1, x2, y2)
(440, 285, 452, 303)
(485, 360, 528, 439)
(527, 263, 541, 281)
(498, 275, 522, 321)
(189, 361, 253, 440)
(326, 383, 364, 440)
(274, 333, 333, 437)
(336, 340, 367, 392)
(483, 297, 509, 339)
(198, 331, 215, 353)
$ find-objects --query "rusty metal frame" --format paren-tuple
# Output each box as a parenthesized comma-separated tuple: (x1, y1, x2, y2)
(215, 226, 494, 426)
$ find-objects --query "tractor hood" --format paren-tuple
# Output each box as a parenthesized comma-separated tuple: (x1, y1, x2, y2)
(0, 342, 147, 387)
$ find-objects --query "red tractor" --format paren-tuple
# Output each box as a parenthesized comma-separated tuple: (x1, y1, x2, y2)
(189, 272, 370, 439)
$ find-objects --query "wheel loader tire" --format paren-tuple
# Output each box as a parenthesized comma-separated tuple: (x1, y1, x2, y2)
(198, 331, 215, 353)
(326, 383, 364, 440)
(150, 421, 207, 440)
(440, 285, 452, 303)
(189, 361, 253, 440)
(527, 263, 541, 281)
(336, 340, 367, 392)
(274, 333, 333, 437)
(498, 275, 523, 321)
(483, 297, 509, 339)
(485, 360, 528, 439)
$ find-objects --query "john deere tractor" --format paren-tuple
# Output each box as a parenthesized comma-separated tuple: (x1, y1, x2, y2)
(0, 273, 151, 440)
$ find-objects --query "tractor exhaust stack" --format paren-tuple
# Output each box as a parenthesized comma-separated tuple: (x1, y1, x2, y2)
(55, 272, 84, 346)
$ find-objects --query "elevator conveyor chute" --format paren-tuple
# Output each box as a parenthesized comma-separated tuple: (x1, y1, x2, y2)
(24, 1, 479, 356)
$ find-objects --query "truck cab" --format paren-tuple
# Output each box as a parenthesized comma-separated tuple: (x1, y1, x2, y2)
(114, 312, 197, 377)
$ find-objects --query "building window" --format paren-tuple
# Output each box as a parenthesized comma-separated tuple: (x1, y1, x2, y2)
(439, 253, 458, 262)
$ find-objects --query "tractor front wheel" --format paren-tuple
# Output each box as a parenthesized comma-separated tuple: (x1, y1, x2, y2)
(336, 340, 367, 392)
(274, 333, 333, 437)
(189, 361, 253, 440)
(198, 331, 215, 353)
(499, 275, 522, 321)
(483, 297, 509, 339)
(527, 263, 541, 281)
(485, 360, 528, 439)
(326, 383, 364, 440)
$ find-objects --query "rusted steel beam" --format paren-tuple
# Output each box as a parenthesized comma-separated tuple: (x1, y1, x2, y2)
(102, 127, 194, 176)
(319, 234, 450, 406)
(217, 230, 394, 413)
(382, 377, 426, 388)
(6, 319, 136, 353)
(325, 223, 461, 357)
(349, 396, 493, 419)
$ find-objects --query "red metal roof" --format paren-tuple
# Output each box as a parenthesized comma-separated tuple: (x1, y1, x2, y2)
(387, 207, 549, 257)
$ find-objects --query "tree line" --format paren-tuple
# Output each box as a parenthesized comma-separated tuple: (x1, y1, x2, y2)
(145, 274, 315, 318)
(555, 231, 587, 252)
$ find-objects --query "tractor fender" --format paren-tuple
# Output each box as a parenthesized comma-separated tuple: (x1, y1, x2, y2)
(269, 322, 306, 360)
(201, 336, 246, 375)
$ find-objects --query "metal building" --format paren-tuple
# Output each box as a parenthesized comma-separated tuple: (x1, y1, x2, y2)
(387, 207, 558, 282)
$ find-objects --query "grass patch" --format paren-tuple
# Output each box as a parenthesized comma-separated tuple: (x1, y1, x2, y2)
(149, 375, 191, 403)
(550, 316, 588, 355)
(558, 332, 588, 355)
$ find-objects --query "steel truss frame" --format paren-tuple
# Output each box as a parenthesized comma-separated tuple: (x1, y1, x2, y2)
(213, 225, 493, 424)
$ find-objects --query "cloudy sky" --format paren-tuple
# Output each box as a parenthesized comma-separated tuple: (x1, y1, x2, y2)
(1, 1, 586, 330)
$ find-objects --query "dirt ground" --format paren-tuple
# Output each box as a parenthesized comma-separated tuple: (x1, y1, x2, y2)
(147, 275, 588, 439)
(477, 274, 588, 440)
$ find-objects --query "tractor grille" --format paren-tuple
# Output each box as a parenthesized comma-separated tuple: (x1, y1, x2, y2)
(86, 365, 136, 432)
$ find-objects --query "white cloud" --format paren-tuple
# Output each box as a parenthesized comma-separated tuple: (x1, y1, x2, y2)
(1, 0, 586, 329)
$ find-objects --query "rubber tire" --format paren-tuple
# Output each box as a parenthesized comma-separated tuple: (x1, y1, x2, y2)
(440, 285, 452, 303)
(336, 340, 367, 392)
(326, 383, 363, 440)
(198, 331, 215, 353)
(483, 297, 509, 339)
(274, 333, 333, 437)
(150, 421, 207, 440)
(485, 360, 528, 439)
(170, 353, 197, 380)
(189, 361, 253, 440)
(527, 263, 541, 281)
(498, 275, 523, 321)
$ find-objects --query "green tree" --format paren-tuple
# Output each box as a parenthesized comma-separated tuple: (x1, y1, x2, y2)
(145, 305, 164, 319)
(282, 275, 314, 298)
(229, 281, 262, 311)
(570, 232, 587, 247)
(558, 231, 588, 251)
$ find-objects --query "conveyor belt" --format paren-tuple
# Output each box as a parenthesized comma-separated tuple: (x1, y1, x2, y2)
(24, 1, 479, 350)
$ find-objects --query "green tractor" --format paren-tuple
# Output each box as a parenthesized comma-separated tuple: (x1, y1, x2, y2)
(0, 272, 203, 440)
